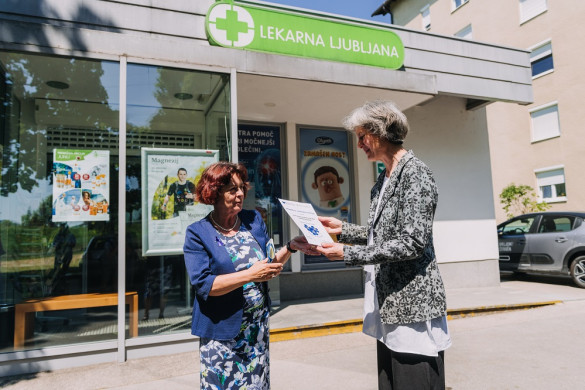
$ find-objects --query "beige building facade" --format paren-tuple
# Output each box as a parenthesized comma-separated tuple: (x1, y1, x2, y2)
(392, 0, 585, 222)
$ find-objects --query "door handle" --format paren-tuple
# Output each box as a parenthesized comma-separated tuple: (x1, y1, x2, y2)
(555, 237, 568, 243)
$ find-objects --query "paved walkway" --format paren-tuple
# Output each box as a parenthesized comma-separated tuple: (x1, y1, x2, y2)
(2, 276, 585, 389)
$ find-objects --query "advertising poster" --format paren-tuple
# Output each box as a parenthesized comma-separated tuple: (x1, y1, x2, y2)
(141, 148, 218, 256)
(237, 124, 283, 245)
(299, 128, 353, 264)
(52, 149, 110, 222)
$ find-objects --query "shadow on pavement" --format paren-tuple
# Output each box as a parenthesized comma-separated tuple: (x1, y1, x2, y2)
(500, 271, 576, 287)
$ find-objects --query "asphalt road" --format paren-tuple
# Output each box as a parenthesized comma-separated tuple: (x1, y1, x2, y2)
(445, 299, 584, 390)
(271, 298, 585, 390)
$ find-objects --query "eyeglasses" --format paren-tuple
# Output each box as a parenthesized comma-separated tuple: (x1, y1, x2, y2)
(224, 185, 246, 194)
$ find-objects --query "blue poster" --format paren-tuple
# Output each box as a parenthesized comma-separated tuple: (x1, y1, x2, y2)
(238, 124, 283, 245)
(299, 128, 352, 221)
(299, 128, 353, 265)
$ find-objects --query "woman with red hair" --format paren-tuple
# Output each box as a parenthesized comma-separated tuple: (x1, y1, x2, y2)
(184, 161, 307, 389)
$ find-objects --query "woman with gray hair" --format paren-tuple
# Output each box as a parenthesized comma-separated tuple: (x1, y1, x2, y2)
(313, 100, 451, 390)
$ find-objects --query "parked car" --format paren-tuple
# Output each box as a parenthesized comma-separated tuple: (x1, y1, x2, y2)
(497, 212, 585, 288)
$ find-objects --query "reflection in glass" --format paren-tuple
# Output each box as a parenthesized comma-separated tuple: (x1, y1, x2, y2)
(0, 51, 120, 352)
(125, 63, 231, 336)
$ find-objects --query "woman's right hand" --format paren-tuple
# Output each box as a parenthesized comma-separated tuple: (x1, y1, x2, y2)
(318, 216, 342, 235)
(247, 259, 283, 282)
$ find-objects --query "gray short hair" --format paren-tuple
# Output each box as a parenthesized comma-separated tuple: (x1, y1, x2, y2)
(342, 100, 409, 144)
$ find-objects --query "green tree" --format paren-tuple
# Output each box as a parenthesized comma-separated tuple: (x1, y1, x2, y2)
(499, 183, 550, 219)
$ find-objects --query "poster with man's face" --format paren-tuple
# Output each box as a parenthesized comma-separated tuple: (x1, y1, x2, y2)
(299, 128, 353, 265)
(141, 148, 218, 256)
(299, 128, 352, 222)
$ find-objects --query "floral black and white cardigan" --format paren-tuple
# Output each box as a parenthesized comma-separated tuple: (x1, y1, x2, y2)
(339, 150, 447, 325)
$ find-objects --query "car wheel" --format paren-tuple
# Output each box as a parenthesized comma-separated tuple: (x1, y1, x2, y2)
(569, 256, 585, 288)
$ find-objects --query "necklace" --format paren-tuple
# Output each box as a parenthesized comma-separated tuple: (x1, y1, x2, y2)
(210, 212, 239, 232)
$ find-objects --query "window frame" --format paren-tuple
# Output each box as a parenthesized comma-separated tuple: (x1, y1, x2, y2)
(420, 4, 431, 31)
(529, 39, 553, 79)
(455, 24, 473, 40)
(530, 101, 560, 143)
(519, 0, 548, 25)
(452, 0, 469, 12)
(534, 165, 567, 203)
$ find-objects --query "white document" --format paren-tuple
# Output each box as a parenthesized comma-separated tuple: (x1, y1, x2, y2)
(279, 199, 334, 246)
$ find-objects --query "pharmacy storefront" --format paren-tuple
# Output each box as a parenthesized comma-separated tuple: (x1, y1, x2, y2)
(0, 0, 532, 375)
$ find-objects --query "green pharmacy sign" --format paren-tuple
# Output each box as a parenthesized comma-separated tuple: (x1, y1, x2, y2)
(206, 1, 405, 70)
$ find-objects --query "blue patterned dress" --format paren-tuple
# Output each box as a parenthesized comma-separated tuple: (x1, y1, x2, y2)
(199, 228, 270, 390)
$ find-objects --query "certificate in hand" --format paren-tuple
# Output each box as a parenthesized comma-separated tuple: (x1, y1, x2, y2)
(278, 199, 334, 246)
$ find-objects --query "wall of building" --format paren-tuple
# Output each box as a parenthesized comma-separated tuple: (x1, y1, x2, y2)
(405, 96, 499, 287)
(0, 0, 532, 105)
(392, 0, 585, 223)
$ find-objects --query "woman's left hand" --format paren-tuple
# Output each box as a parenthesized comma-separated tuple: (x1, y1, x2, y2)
(315, 242, 344, 261)
(290, 236, 321, 256)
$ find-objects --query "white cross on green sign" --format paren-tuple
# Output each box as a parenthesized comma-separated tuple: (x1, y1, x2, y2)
(206, 1, 405, 69)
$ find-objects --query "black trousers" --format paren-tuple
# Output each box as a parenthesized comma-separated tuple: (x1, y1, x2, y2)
(377, 340, 445, 390)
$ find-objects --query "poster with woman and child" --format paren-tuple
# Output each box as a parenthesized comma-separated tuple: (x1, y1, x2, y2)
(52, 149, 110, 222)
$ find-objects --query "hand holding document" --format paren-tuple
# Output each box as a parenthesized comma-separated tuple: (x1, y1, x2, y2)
(278, 199, 334, 246)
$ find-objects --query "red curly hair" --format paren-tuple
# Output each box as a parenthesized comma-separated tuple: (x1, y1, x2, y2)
(195, 162, 249, 205)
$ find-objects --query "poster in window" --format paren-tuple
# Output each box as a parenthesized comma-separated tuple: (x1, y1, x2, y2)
(52, 149, 110, 222)
(141, 148, 218, 256)
(299, 128, 353, 264)
(237, 123, 283, 244)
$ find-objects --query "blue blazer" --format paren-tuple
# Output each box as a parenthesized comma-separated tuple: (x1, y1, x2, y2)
(183, 209, 270, 340)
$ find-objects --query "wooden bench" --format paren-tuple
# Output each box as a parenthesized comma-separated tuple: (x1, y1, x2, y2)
(14, 292, 138, 349)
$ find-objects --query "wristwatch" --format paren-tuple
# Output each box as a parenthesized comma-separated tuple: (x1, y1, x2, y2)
(286, 241, 298, 253)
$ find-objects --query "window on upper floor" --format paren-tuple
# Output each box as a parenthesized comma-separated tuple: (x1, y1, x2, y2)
(455, 24, 473, 40)
(530, 41, 553, 78)
(530, 102, 560, 142)
(421, 5, 431, 31)
(452, 0, 469, 11)
(519, 0, 547, 24)
(535, 167, 566, 202)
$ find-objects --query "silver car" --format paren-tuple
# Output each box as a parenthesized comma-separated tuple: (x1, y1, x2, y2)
(497, 212, 585, 288)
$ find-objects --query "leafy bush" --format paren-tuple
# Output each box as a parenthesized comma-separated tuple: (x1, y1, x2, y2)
(499, 183, 550, 219)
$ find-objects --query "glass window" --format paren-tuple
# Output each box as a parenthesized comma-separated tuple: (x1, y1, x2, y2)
(455, 24, 473, 40)
(421, 5, 431, 31)
(452, 0, 469, 11)
(530, 103, 560, 142)
(538, 216, 573, 233)
(535, 167, 566, 202)
(237, 123, 284, 240)
(1, 51, 120, 352)
(125, 63, 231, 336)
(500, 217, 535, 235)
(530, 41, 553, 78)
(519, 0, 547, 24)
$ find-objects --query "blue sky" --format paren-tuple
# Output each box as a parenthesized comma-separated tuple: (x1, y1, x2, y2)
(258, 0, 393, 24)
